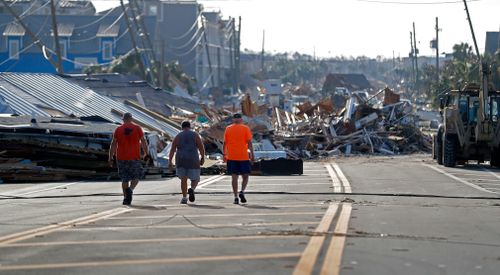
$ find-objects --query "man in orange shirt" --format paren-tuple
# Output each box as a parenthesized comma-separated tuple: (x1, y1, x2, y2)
(108, 113, 149, 205)
(223, 113, 254, 204)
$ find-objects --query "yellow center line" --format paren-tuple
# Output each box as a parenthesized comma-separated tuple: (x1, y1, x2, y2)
(0, 208, 131, 245)
(0, 252, 302, 271)
(325, 164, 342, 193)
(320, 203, 352, 275)
(108, 211, 325, 219)
(293, 203, 339, 275)
(332, 163, 352, 193)
(0, 235, 304, 248)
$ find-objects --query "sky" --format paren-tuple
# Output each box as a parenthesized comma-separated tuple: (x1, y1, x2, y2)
(92, 0, 500, 59)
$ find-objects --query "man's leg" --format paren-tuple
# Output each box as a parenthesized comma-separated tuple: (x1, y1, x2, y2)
(122, 181, 129, 196)
(231, 174, 239, 197)
(191, 180, 199, 190)
(232, 174, 240, 204)
(241, 174, 249, 191)
(180, 176, 188, 204)
(130, 179, 139, 190)
(239, 174, 249, 203)
(188, 180, 199, 202)
(122, 180, 134, 205)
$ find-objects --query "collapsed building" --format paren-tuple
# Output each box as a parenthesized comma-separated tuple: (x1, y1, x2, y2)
(0, 72, 181, 182)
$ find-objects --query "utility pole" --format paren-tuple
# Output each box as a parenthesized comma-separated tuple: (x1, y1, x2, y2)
(229, 18, 235, 95)
(435, 17, 440, 85)
(49, 0, 63, 74)
(201, 18, 215, 87)
(120, 0, 147, 80)
(462, 0, 480, 60)
(410, 31, 415, 88)
(235, 16, 241, 92)
(413, 22, 419, 92)
(217, 46, 221, 88)
(129, 0, 160, 86)
(160, 40, 165, 88)
(261, 29, 265, 73)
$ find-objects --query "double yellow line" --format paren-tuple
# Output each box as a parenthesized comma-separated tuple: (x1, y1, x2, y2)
(293, 203, 352, 275)
(294, 162, 353, 274)
(325, 162, 352, 193)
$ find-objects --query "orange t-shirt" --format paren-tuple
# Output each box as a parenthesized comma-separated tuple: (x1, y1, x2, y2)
(224, 123, 252, 161)
(113, 123, 144, 161)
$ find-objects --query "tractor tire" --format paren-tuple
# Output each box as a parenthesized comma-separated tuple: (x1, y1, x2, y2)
(432, 135, 437, 160)
(435, 129, 443, 165)
(443, 135, 457, 167)
(490, 149, 500, 168)
(436, 137, 443, 165)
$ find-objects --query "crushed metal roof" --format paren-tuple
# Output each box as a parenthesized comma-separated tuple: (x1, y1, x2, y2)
(323, 73, 373, 92)
(3, 22, 25, 36)
(0, 87, 50, 117)
(96, 23, 120, 37)
(0, 73, 180, 137)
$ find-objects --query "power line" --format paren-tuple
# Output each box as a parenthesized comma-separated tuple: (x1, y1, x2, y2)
(355, 0, 480, 5)
(73, 6, 119, 30)
(71, 8, 126, 43)
(0, 1, 51, 28)
(169, 27, 204, 50)
(171, 13, 202, 41)
(0, 14, 52, 69)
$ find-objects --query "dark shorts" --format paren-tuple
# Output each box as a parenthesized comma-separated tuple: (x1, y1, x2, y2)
(117, 160, 144, 182)
(227, 160, 252, 175)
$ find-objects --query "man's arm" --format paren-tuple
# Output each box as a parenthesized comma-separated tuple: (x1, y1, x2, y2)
(168, 137, 178, 168)
(108, 136, 117, 167)
(248, 140, 255, 162)
(247, 127, 254, 162)
(195, 134, 206, 166)
(223, 129, 228, 162)
(140, 136, 149, 159)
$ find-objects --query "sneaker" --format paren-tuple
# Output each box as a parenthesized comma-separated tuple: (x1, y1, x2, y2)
(180, 197, 188, 204)
(239, 191, 247, 203)
(233, 197, 239, 204)
(123, 188, 133, 205)
(188, 188, 195, 202)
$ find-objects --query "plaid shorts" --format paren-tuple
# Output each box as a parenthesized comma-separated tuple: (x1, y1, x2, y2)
(117, 160, 144, 182)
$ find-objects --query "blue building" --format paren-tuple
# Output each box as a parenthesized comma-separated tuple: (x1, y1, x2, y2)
(0, 11, 155, 73)
(485, 31, 499, 56)
(0, 0, 236, 89)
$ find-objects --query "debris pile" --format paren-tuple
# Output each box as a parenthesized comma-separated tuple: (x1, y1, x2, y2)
(200, 87, 432, 160)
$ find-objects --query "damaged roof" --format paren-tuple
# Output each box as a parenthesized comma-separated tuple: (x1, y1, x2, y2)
(0, 73, 180, 137)
(322, 73, 373, 92)
(66, 73, 201, 116)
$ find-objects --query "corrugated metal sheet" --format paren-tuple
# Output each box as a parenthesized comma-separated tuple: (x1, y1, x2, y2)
(3, 22, 25, 36)
(97, 24, 120, 37)
(54, 23, 75, 37)
(59, 0, 92, 8)
(0, 73, 180, 137)
(0, 86, 50, 117)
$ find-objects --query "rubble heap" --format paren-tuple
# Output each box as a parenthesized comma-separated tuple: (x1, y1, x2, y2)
(201, 88, 432, 159)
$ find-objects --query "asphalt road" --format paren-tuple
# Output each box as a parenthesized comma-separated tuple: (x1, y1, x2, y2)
(0, 155, 499, 275)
